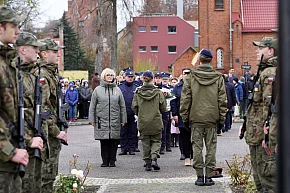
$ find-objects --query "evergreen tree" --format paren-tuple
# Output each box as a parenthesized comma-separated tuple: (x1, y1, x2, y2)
(54, 13, 94, 74)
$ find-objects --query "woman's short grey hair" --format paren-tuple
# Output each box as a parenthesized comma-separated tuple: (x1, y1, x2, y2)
(101, 68, 116, 80)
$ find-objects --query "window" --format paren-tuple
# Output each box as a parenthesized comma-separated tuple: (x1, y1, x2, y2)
(78, 21, 84, 28)
(150, 26, 158, 32)
(151, 46, 158, 52)
(139, 26, 146, 32)
(139, 46, 146, 52)
(215, 0, 224, 9)
(168, 46, 177, 53)
(168, 26, 177, 33)
(217, 49, 224, 68)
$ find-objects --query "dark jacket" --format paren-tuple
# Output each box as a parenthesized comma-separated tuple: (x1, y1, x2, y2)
(247, 79, 254, 93)
(66, 86, 79, 106)
(225, 80, 236, 109)
(119, 81, 138, 116)
(80, 86, 92, 101)
(132, 84, 167, 135)
(91, 75, 100, 90)
(170, 80, 185, 127)
(234, 83, 244, 102)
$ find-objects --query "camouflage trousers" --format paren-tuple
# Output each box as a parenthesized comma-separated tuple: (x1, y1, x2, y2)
(0, 171, 22, 193)
(249, 145, 277, 193)
(22, 156, 42, 193)
(140, 133, 162, 164)
(41, 136, 61, 193)
(191, 127, 217, 177)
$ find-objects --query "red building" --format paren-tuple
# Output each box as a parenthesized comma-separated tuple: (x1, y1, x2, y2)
(132, 15, 196, 72)
(198, 0, 278, 77)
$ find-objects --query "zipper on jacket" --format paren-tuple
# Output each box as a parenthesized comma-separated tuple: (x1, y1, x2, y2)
(108, 86, 111, 138)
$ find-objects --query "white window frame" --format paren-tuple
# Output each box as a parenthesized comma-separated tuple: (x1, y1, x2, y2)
(139, 46, 146, 52)
(168, 46, 177, 54)
(217, 49, 224, 68)
(150, 46, 158, 52)
(139, 26, 146, 32)
(150, 26, 158, 32)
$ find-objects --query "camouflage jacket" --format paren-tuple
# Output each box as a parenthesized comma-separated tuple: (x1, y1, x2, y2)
(269, 96, 278, 150)
(36, 59, 60, 138)
(245, 56, 278, 145)
(20, 61, 37, 153)
(0, 45, 19, 172)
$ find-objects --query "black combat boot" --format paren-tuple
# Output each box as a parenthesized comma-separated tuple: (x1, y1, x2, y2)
(195, 176, 204, 186)
(151, 158, 160, 171)
(204, 176, 215, 186)
(145, 163, 152, 171)
(118, 151, 127, 155)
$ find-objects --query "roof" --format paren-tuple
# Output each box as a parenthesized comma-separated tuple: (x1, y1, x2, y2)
(186, 21, 198, 29)
(169, 46, 197, 68)
(241, 0, 278, 32)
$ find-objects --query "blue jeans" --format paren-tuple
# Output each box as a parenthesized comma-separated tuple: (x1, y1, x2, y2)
(69, 105, 77, 119)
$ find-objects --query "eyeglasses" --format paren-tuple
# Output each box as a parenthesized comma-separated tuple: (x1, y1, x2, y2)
(106, 74, 114, 77)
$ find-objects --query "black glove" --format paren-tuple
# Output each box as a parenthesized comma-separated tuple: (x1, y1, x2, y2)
(184, 122, 190, 131)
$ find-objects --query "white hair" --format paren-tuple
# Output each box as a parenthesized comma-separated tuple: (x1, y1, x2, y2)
(100, 68, 116, 80)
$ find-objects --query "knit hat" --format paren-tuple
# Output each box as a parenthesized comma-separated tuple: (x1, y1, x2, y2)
(233, 77, 239, 83)
(200, 49, 213, 58)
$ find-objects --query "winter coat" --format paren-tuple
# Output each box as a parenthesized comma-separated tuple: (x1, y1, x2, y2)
(234, 83, 244, 102)
(66, 86, 79, 106)
(225, 80, 236, 110)
(119, 81, 139, 116)
(170, 80, 185, 127)
(89, 80, 127, 140)
(80, 87, 92, 101)
(180, 64, 227, 128)
(132, 84, 167, 135)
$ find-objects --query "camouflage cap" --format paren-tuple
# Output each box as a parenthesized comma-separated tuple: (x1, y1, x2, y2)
(16, 32, 45, 47)
(0, 6, 22, 24)
(39, 38, 64, 51)
(253, 37, 278, 50)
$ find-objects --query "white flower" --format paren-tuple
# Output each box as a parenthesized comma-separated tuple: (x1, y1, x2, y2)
(73, 182, 78, 190)
(81, 186, 84, 190)
(76, 170, 84, 179)
(71, 169, 78, 176)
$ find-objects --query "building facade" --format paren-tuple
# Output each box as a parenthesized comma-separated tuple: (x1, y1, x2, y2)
(132, 15, 196, 72)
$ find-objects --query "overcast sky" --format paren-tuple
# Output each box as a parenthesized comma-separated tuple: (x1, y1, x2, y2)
(36, 0, 142, 31)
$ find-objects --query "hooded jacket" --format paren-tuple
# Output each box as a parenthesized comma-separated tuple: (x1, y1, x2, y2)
(89, 80, 127, 140)
(66, 85, 79, 106)
(180, 64, 227, 128)
(132, 84, 167, 135)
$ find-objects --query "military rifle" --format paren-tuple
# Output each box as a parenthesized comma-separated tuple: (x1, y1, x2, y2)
(33, 63, 50, 159)
(57, 81, 69, 145)
(17, 57, 26, 177)
(239, 54, 264, 139)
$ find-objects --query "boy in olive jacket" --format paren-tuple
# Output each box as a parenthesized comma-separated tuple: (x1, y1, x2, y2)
(180, 49, 227, 186)
(132, 71, 167, 171)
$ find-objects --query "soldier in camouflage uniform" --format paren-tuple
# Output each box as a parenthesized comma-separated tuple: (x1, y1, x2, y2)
(37, 38, 66, 192)
(244, 37, 278, 192)
(15, 32, 46, 193)
(0, 6, 29, 193)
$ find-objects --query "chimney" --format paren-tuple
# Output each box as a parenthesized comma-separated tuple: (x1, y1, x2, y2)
(177, 0, 183, 19)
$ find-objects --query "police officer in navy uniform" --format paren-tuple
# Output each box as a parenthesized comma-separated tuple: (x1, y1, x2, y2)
(119, 71, 139, 155)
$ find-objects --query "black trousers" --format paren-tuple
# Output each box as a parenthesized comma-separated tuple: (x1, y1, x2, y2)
(179, 127, 193, 159)
(120, 114, 137, 152)
(161, 112, 171, 150)
(82, 101, 90, 118)
(100, 139, 119, 164)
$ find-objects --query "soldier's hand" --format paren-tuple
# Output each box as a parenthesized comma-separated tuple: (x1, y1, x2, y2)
(262, 140, 273, 156)
(173, 116, 178, 124)
(57, 131, 67, 142)
(10, 148, 29, 166)
(90, 122, 95, 126)
(121, 123, 126, 127)
(238, 126, 242, 137)
(263, 124, 269, 134)
(31, 137, 44, 151)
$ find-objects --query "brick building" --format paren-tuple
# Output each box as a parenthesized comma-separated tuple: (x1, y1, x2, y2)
(198, 0, 278, 77)
(132, 15, 196, 72)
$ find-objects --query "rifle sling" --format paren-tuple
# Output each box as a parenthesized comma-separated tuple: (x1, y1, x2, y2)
(0, 111, 17, 137)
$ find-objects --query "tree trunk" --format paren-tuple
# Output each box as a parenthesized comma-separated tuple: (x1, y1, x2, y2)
(95, 0, 117, 74)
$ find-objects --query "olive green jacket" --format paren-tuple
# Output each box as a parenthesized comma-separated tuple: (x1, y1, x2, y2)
(132, 84, 167, 135)
(180, 64, 227, 128)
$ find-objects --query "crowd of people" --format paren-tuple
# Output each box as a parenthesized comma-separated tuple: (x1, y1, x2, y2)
(0, 5, 278, 193)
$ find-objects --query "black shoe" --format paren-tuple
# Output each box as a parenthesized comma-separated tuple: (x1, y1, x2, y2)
(109, 161, 116, 167)
(118, 151, 127, 155)
(134, 148, 140, 152)
(195, 176, 204, 186)
(160, 149, 165, 154)
(204, 176, 215, 186)
(145, 163, 152, 171)
(129, 151, 135, 155)
(180, 154, 185, 160)
(101, 163, 109, 167)
(151, 159, 160, 170)
(166, 148, 172, 152)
